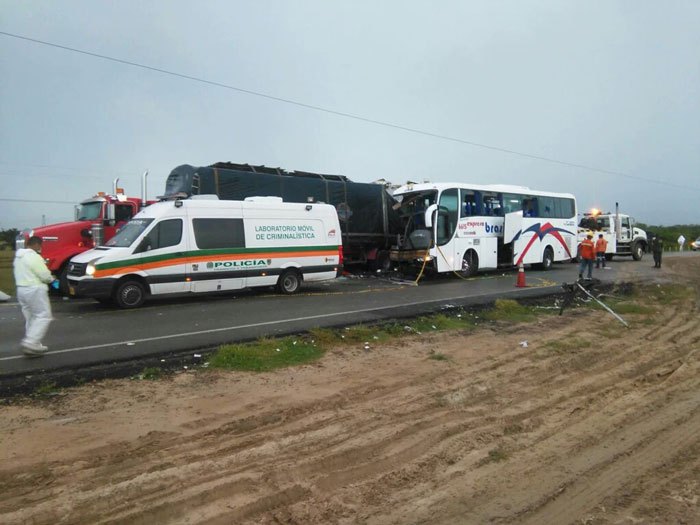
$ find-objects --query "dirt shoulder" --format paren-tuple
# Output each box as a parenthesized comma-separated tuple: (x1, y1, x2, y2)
(1, 257, 699, 524)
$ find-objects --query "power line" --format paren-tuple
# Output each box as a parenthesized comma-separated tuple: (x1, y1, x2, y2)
(0, 198, 76, 205)
(1, 30, 699, 193)
(0, 161, 137, 177)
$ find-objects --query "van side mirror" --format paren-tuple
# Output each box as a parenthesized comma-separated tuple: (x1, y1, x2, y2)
(424, 204, 438, 229)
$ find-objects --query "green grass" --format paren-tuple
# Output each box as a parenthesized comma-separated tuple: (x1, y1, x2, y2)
(138, 367, 164, 380)
(503, 423, 525, 435)
(482, 446, 509, 464)
(0, 250, 14, 297)
(210, 312, 476, 372)
(33, 381, 60, 397)
(210, 336, 324, 372)
(641, 283, 695, 305)
(606, 303, 655, 315)
(483, 299, 537, 323)
(411, 313, 471, 332)
(543, 337, 592, 355)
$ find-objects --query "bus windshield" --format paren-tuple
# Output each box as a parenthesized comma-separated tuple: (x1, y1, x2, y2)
(105, 218, 154, 247)
(77, 202, 103, 220)
(399, 190, 437, 231)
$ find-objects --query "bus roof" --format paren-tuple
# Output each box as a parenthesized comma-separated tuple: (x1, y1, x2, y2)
(392, 182, 576, 200)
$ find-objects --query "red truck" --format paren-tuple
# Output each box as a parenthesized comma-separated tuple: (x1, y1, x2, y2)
(15, 174, 151, 293)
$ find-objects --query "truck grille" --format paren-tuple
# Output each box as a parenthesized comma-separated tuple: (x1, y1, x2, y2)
(67, 262, 87, 277)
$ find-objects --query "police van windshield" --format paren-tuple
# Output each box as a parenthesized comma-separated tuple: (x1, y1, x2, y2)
(105, 219, 154, 247)
(77, 202, 103, 220)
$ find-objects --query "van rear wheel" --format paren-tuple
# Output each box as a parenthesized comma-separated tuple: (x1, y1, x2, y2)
(277, 270, 302, 294)
(114, 280, 146, 308)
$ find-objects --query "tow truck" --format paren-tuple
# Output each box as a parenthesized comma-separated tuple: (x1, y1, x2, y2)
(577, 203, 648, 261)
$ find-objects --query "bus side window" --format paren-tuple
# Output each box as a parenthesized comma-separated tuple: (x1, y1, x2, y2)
(523, 197, 538, 217)
(461, 190, 477, 217)
(540, 197, 554, 218)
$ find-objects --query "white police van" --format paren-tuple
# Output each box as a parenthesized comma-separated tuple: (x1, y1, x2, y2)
(66, 196, 343, 308)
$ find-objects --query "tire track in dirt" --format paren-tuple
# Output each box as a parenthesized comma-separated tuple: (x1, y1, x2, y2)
(2, 261, 699, 524)
(521, 404, 700, 524)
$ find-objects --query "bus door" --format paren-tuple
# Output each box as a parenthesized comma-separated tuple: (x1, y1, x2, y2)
(504, 210, 527, 265)
(434, 188, 460, 272)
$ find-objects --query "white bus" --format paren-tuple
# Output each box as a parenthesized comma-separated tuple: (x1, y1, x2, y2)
(389, 183, 577, 276)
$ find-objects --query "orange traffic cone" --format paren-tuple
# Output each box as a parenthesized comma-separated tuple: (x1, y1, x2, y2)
(515, 262, 526, 288)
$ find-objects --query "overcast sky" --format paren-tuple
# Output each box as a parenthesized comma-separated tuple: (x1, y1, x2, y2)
(1, 1, 699, 230)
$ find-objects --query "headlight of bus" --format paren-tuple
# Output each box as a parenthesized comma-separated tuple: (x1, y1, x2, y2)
(86, 263, 96, 276)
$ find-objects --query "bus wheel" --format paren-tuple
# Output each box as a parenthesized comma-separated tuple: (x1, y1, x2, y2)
(460, 251, 479, 278)
(114, 280, 146, 308)
(632, 242, 644, 261)
(277, 270, 302, 294)
(538, 247, 554, 271)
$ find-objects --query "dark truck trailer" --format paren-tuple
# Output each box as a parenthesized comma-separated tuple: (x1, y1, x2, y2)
(163, 162, 403, 268)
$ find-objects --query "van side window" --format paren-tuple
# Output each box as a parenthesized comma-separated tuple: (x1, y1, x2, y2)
(193, 218, 245, 249)
(135, 219, 182, 253)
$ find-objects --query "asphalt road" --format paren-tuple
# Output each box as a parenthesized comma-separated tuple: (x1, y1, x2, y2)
(0, 254, 684, 379)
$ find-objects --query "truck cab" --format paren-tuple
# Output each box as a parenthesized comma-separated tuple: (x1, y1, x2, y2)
(16, 192, 143, 292)
(577, 210, 647, 261)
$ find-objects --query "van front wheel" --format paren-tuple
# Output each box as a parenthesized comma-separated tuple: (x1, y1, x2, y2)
(277, 270, 302, 294)
(114, 280, 146, 308)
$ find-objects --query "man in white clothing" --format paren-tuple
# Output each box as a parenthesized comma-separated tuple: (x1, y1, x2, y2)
(13, 236, 54, 356)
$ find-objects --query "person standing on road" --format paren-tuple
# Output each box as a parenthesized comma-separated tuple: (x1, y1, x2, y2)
(651, 234, 664, 268)
(578, 232, 595, 280)
(678, 234, 685, 251)
(595, 234, 608, 269)
(13, 236, 55, 356)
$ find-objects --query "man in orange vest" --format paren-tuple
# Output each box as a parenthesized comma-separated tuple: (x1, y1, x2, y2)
(578, 232, 595, 280)
(595, 233, 608, 269)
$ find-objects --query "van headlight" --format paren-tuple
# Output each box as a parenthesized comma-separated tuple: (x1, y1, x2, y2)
(86, 263, 96, 276)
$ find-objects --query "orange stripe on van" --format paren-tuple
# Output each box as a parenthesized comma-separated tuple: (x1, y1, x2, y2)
(92, 249, 338, 278)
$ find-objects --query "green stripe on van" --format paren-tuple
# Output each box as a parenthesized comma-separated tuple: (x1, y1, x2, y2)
(95, 245, 339, 271)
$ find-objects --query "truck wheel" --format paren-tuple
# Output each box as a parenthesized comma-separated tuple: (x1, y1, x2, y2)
(55, 265, 70, 296)
(632, 242, 644, 261)
(114, 280, 146, 308)
(460, 251, 479, 278)
(537, 247, 554, 271)
(277, 270, 302, 294)
(376, 250, 392, 273)
(605, 254, 614, 261)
